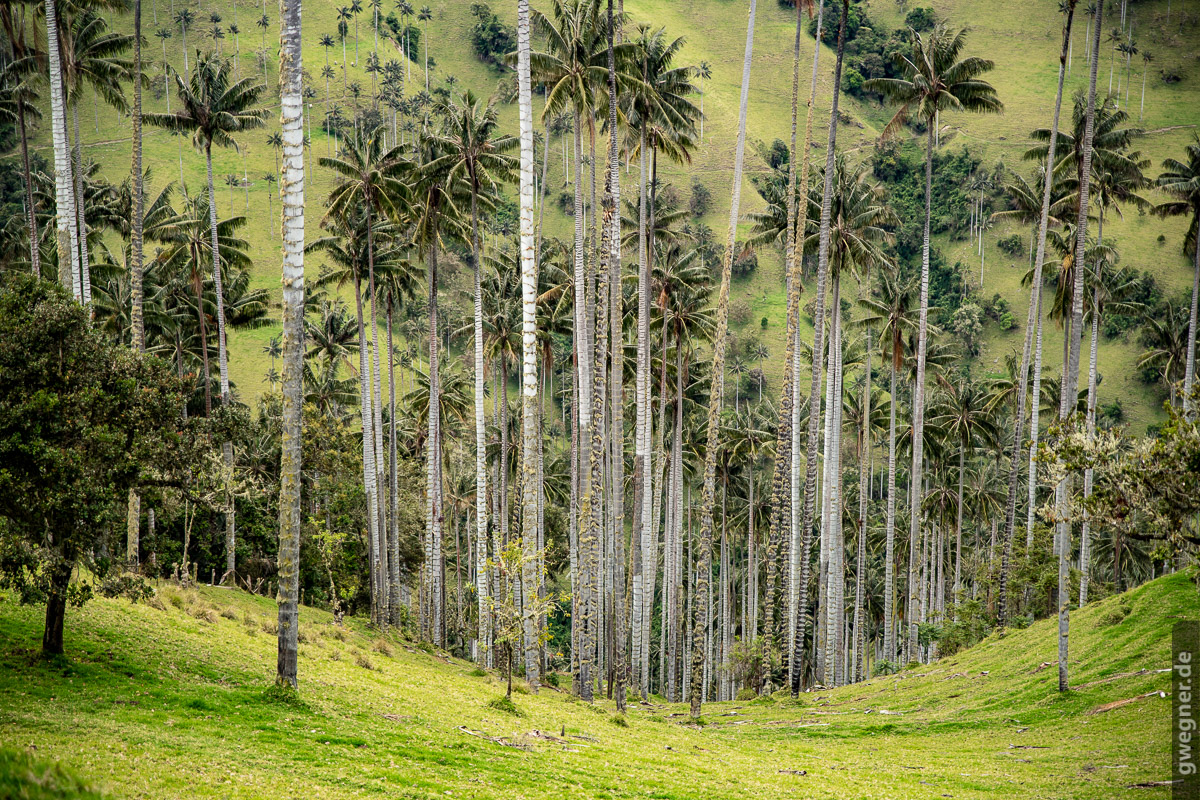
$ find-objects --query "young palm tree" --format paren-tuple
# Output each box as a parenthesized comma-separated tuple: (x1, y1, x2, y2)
(429, 90, 516, 666)
(865, 24, 1001, 662)
(691, 0, 755, 720)
(275, 0, 304, 689)
(419, 6, 432, 92)
(146, 52, 266, 583)
(1154, 136, 1200, 416)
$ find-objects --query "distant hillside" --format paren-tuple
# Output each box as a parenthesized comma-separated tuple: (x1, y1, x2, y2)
(20, 0, 1200, 426)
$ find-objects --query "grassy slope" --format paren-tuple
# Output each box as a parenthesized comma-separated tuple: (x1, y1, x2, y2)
(37, 0, 1199, 428)
(0, 570, 1193, 798)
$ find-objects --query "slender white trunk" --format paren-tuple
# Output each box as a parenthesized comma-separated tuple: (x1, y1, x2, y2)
(276, 0, 304, 686)
(42, 0, 77, 298)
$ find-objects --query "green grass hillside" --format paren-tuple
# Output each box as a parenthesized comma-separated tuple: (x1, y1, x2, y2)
(0, 570, 1192, 798)
(30, 0, 1200, 429)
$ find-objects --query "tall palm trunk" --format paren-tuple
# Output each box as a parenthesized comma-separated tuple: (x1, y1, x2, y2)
(1056, 0, 1104, 693)
(632, 93, 651, 698)
(275, 0, 304, 687)
(1185, 227, 1199, 414)
(605, 0, 627, 714)
(906, 116, 935, 665)
(71, 102, 92, 305)
(690, 0, 755, 719)
(355, 271, 380, 624)
(366, 204, 389, 620)
(883, 342, 899, 662)
(126, 0, 147, 568)
(853, 329, 870, 682)
(471, 190, 490, 666)
(793, 0, 845, 695)
(1080, 246, 1100, 606)
(516, 0, 540, 691)
(387, 296, 402, 624)
(772, 0, 820, 684)
(426, 242, 443, 644)
(44, 0, 79, 297)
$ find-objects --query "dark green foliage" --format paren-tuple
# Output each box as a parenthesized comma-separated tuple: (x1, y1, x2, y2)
(1098, 398, 1125, 428)
(382, 16, 421, 63)
(261, 682, 309, 708)
(689, 180, 712, 217)
(468, 4, 514, 71)
(996, 233, 1023, 256)
(809, 0, 865, 45)
(1104, 269, 1162, 339)
(732, 242, 758, 278)
(487, 695, 522, 716)
(904, 7, 936, 31)
(0, 276, 198, 654)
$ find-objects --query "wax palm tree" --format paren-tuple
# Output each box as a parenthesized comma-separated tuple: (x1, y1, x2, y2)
(1139, 300, 1190, 407)
(322, 125, 408, 625)
(427, 88, 516, 666)
(156, 186, 252, 414)
(1153, 136, 1200, 416)
(865, 24, 1000, 661)
(409, 130, 465, 646)
(58, 7, 134, 302)
(174, 9, 194, 76)
(418, 6, 432, 91)
(146, 52, 267, 409)
(857, 266, 919, 663)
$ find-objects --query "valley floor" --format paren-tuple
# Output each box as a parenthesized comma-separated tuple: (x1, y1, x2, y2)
(0, 573, 1189, 799)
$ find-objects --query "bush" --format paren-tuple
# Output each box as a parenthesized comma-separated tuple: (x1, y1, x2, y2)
(1098, 398, 1125, 428)
(732, 243, 758, 278)
(904, 7, 936, 30)
(689, 180, 712, 217)
(1097, 603, 1132, 627)
(997, 233, 1023, 256)
(469, 3, 515, 71)
(873, 660, 901, 676)
(487, 695, 523, 716)
(735, 688, 758, 701)
(842, 66, 865, 97)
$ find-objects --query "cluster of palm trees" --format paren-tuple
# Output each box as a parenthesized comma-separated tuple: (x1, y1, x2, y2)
(5, 0, 1199, 709)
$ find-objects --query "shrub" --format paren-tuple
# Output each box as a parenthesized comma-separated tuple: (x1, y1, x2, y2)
(997, 233, 1023, 256)
(689, 180, 712, 217)
(1097, 603, 1132, 627)
(735, 688, 758, 701)
(469, 3, 515, 71)
(873, 660, 901, 676)
(487, 695, 522, 716)
(372, 638, 394, 657)
(609, 714, 629, 727)
(355, 653, 375, 670)
(904, 7, 937, 30)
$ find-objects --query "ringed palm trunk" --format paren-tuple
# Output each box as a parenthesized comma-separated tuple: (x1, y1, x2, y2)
(387, 296, 402, 624)
(355, 271, 381, 624)
(605, 0, 626, 713)
(883, 345, 899, 662)
(793, 0, 845, 695)
(127, 0, 146, 569)
(906, 118, 935, 665)
(770, 0, 819, 682)
(426, 242, 443, 644)
(43, 0, 80, 297)
(71, 102, 92, 305)
(632, 110, 650, 698)
(276, 0, 304, 687)
(1080, 270, 1099, 606)
(516, 0, 540, 690)
(853, 329, 870, 682)
(366, 204, 389, 620)
(691, 0, 755, 720)
(471, 191, 491, 665)
(1056, 1, 1104, 693)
